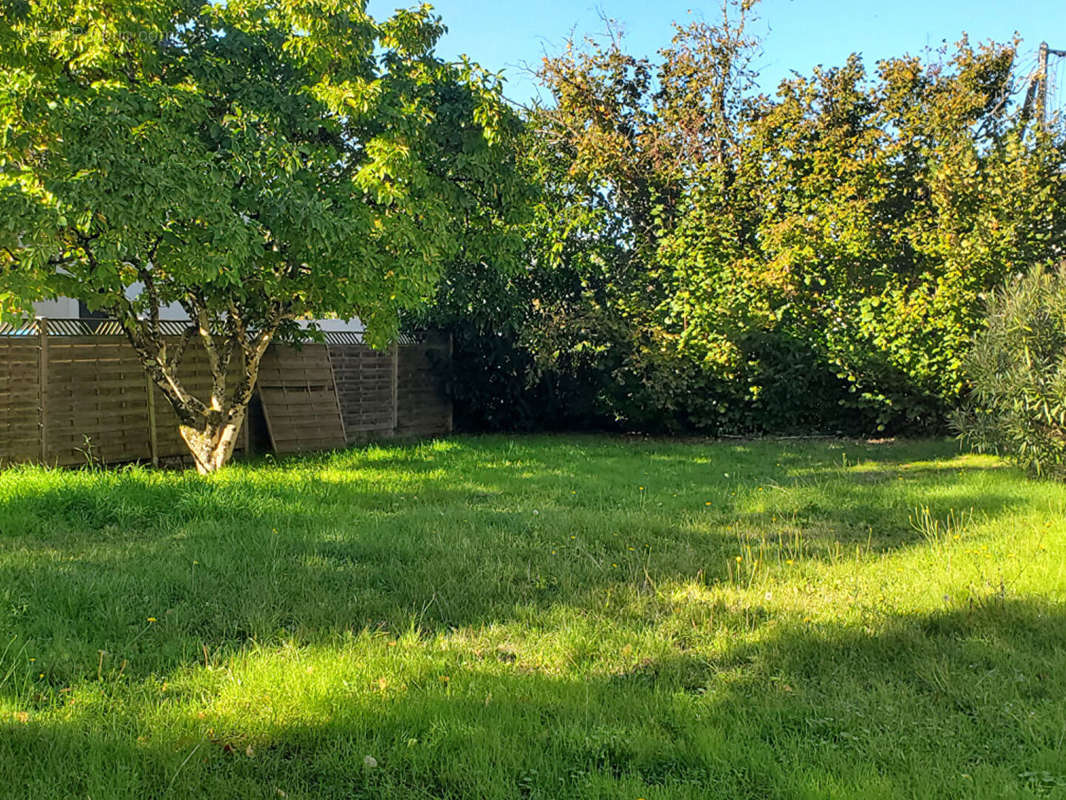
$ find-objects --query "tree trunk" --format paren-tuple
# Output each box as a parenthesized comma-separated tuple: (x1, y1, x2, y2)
(118, 306, 279, 475)
(179, 408, 248, 475)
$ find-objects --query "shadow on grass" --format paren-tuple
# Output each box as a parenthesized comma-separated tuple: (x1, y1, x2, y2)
(3, 596, 1064, 798)
(0, 438, 1042, 687)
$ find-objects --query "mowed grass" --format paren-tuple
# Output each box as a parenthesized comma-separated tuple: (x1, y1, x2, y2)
(0, 436, 1065, 799)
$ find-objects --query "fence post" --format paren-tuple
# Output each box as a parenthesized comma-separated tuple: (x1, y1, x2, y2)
(146, 375, 159, 467)
(38, 317, 48, 464)
(446, 333, 454, 434)
(391, 341, 399, 434)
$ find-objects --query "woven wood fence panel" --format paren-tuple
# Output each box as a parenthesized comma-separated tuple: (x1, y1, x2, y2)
(0, 336, 43, 464)
(12, 334, 248, 467)
(257, 344, 347, 453)
(43, 337, 154, 465)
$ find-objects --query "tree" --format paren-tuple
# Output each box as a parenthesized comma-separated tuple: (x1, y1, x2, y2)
(0, 0, 524, 472)
(699, 38, 1066, 430)
(429, 2, 1066, 436)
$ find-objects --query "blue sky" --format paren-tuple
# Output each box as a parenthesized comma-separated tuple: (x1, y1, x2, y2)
(368, 0, 1066, 107)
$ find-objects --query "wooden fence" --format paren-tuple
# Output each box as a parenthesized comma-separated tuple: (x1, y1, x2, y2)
(0, 320, 452, 467)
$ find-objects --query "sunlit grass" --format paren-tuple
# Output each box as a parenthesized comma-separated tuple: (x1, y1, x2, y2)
(1, 436, 1064, 798)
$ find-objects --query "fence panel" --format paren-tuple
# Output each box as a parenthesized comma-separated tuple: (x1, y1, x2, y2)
(0, 322, 452, 467)
(0, 332, 42, 465)
(327, 342, 396, 440)
(397, 333, 453, 437)
(43, 337, 152, 465)
(257, 344, 347, 453)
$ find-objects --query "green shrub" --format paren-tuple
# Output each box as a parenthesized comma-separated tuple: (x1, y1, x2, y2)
(954, 263, 1066, 477)
(427, 24, 1066, 436)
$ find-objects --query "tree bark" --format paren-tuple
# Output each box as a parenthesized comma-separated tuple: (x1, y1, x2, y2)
(179, 409, 247, 475)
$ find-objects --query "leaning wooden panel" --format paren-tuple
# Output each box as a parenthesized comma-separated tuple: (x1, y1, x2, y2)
(257, 344, 346, 453)
(327, 342, 396, 439)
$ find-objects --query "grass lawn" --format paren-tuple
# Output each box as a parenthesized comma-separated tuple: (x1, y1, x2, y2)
(0, 435, 1064, 799)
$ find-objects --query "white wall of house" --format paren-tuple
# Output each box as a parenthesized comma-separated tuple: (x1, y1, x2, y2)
(31, 284, 188, 320)
(31, 297, 80, 318)
(299, 318, 365, 332)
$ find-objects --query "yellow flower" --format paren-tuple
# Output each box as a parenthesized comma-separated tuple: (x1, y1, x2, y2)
(147, 617, 157, 623)
(735, 556, 742, 563)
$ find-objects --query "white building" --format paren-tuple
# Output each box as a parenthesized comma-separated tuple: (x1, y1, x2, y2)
(31, 290, 363, 332)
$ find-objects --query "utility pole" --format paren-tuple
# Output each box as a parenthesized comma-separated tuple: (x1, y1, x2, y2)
(1036, 41, 1066, 131)
(1038, 42, 1048, 129)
